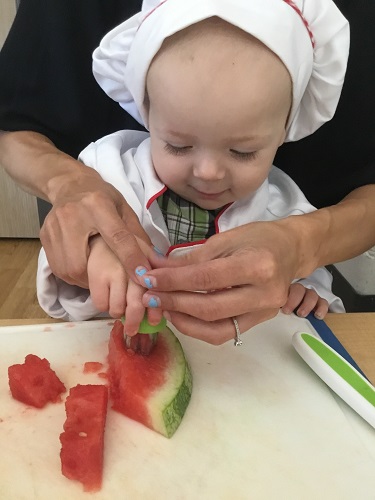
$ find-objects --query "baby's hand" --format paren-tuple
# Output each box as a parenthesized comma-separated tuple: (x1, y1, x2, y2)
(281, 282, 329, 319)
(87, 235, 128, 317)
(87, 235, 163, 331)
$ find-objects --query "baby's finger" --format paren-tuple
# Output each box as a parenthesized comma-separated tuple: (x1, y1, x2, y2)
(123, 280, 146, 336)
(313, 298, 329, 320)
(108, 278, 127, 319)
(281, 283, 306, 314)
(296, 288, 320, 318)
(90, 283, 110, 313)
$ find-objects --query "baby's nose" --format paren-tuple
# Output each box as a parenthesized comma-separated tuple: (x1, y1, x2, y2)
(193, 156, 225, 180)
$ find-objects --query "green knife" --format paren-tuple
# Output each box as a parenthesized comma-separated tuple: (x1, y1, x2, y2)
(293, 332, 375, 429)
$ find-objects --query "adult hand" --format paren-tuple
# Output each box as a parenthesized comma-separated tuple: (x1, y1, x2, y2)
(40, 164, 152, 288)
(141, 219, 304, 344)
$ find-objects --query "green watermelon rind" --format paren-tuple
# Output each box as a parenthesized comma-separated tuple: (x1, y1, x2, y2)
(162, 359, 192, 438)
(121, 315, 167, 334)
(147, 326, 192, 438)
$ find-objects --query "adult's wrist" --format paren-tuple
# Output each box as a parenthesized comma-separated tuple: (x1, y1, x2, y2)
(45, 156, 94, 204)
(45, 150, 117, 208)
(277, 210, 331, 279)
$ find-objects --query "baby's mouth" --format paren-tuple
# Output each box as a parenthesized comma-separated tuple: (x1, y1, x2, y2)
(193, 188, 227, 198)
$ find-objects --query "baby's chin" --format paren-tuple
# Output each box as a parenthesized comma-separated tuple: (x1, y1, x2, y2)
(182, 189, 232, 211)
(194, 199, 228, 211)
(189, 194, 233, 210)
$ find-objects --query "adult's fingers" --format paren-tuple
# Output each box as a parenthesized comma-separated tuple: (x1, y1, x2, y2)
(141, 221, 299, 327)
(40, 209, 90, 287)
(142, 251, 287, 295)
(145, 220, 302, 300)
(143, 258, 248, 291)
(40, 187, 153, 287)
(142, 283, 288, 322)
(167, 308, 279, 345)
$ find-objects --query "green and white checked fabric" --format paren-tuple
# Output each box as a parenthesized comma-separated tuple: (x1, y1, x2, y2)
(157, 189, 221, 246)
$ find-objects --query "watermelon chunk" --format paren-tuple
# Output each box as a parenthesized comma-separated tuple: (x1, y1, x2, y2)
(60, 384, 108, 492)
(8, 354, 66, 408)
(108, 320, 192, 438)
(83, 361, 104, 374)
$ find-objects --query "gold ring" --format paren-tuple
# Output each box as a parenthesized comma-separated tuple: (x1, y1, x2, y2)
(232, 317, 243, 346)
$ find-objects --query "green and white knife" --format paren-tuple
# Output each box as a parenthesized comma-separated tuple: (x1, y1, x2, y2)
(292, 332, 375, 429)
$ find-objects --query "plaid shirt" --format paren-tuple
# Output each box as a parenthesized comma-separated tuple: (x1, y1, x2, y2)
(157, 189, 222, 246)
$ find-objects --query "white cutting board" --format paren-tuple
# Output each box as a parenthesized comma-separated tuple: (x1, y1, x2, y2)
(0, 314, 374, 500)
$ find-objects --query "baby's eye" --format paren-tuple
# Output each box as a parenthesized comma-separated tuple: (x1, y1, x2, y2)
(164, 143, 192, 156)
(230, 149, 258, 161)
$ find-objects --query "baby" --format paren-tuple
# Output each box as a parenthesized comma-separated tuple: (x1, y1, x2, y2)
(37, 0, 348, 341)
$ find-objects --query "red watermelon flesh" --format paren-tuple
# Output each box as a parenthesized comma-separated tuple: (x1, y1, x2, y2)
(83, 361, 104, 374)
(8, 354, 66, 408)
(108, 320, 192, 438)
(60, 384, 108, 492)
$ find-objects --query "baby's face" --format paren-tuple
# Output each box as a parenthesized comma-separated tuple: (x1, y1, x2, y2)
(147, 21, 291, 210)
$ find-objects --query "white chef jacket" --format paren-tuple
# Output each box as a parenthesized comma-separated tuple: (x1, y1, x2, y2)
(37, 130, 344, 321)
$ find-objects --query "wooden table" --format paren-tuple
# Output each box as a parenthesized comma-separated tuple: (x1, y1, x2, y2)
(1, 313, 374, 384)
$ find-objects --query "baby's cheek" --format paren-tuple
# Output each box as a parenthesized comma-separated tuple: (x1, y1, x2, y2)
(233, 175, 259, 197)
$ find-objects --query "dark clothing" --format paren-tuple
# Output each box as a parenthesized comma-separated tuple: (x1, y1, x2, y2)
(0, 0, 144, 158)
(0, 0, 374, 208)
(275, 1, 375, 207)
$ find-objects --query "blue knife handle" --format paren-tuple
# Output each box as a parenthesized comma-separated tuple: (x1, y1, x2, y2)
(306, 313, 369, 381)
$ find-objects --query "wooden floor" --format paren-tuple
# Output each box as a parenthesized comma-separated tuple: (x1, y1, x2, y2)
(0, 239, 49, 319)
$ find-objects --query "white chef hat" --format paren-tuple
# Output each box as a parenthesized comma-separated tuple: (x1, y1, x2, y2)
(92, 0, 349, 142)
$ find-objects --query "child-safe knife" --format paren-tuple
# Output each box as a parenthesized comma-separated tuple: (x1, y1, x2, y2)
(293, 331, 375, 429)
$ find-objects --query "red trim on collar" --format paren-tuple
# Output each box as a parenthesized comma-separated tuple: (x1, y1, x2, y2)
(146, 185, 167, 209)
(214, 203, 233, 234)
(165, 202, 232, 256)
(166, 239, 207, 257)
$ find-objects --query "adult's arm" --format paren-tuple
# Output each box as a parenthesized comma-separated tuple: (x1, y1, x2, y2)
(0, 130, 152, 287)
(141, 185, 375, 344)
(0, 0, 150, 286)
(0, 0, 143, 157)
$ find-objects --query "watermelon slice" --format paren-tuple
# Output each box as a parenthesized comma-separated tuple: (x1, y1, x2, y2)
(60, 384, 108, 492)
(8, 354, 66, 408)
(108, 320, 192, 438)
